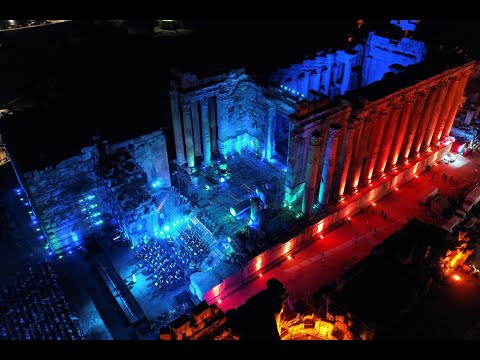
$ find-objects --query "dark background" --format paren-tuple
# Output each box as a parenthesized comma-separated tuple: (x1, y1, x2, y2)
(0, 19, 478, 172)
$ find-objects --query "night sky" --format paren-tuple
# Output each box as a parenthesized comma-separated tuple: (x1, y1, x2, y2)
(0, 19, 478, 172)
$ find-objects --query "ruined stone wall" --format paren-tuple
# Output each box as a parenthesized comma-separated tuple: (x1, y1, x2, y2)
(23, 146, 109, 253)
(23, 129, 171, 252)
(201, 144, 451, 303)
(216, 75, 271, 158)
(269, 47, 363, 98)
(361, 32, 427, 87)
(110, 130, 171, 189)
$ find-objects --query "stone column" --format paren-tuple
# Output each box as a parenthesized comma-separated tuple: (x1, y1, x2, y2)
(359, 113, 383, 186)
(209, 96, 218, 153)
(421, 82, 449, 151)
(374, 104, 402, 176)
(169, 91, 186, 165)
(348, 116, 373, 192)
(336, 119, 358, 198)
(181, 102, 195, 168)
(216, 93, 228, 157)
(284, 132, 306, 206)
(388, 99, 415, 168)
(200, 99, 212, 165)
(318, 123, 342, 206)
(361, 109, 389, 184)
(401, 92, 427, 160)
(442, 72, 470, 139)
(412, 86, 440, 154)
(302, 130, 322, 215)
(340, 58, 353, 95)
(191, 100, 203, 157)
(309, 69, 321, 92)
(322, 54, 334, 96)
(264, 105, 276, 161)
(432, 77, 460, 144)
(297, 72, 309, 97)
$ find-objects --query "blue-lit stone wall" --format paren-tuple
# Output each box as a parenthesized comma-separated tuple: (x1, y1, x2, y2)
(269, 47, 363, 98)
(23, 130, 171, 253)
(270, 26, 426, 97)
(110, 130, 171, 189)
(216, 74, 272, 158)
(361, 31, 427, 87)
(23, 146, 109, 254)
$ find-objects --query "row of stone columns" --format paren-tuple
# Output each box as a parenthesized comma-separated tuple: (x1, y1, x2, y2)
(336, 73, 469, 197)
(300, 69, 470, 213)
(169, 91, 217, 168)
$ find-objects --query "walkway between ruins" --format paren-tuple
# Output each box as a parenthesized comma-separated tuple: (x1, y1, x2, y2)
(217, 150, 480, 311)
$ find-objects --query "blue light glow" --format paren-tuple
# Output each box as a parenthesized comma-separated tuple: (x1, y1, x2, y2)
(227, 237, 231, 243)
(49, 252, 53, 256)
(68, 251, 72, 254)
(94, 220, 103, 226)
(86, 195, 95, 200)
(81, 208, 87, 212)
(71, 232, 79, 242)
(39, 235, 45, 240)
(36, 227, 41, 232)
(19, 197, 25, 201)
(24, 202, 29, 206)
(220, 177, 225, 183)
(59, 255, 63, 259)
(89, 204, 97, 209)
(163, 225, 170, 232)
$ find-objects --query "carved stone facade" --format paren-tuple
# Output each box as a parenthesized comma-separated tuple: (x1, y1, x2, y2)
(269, 24, 426, 99)
(23, 130, 171, 252)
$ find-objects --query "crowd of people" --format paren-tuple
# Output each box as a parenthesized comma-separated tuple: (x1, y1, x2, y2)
(134, 225, 211, 293)
(135, 242, 185, 292)
(0, 262, 85, 340)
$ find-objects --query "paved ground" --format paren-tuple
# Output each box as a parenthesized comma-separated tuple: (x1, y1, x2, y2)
(217, 149, 480, 311)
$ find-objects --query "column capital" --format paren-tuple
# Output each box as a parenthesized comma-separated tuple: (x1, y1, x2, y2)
(414, 91, 428, 98)
(346, 119, 358, 130)
(200, 98, 210, 109)
(328, 123, 342, 138)
(310, 130, 323, 146)
(217, 92, 228, 101)
(181, 102, 192, 113)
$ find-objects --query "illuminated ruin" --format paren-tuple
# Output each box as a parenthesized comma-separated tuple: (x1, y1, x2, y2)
(19, 20, 476, 308)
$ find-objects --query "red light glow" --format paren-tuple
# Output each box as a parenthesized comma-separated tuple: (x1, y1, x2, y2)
(453, 274, 461, 282)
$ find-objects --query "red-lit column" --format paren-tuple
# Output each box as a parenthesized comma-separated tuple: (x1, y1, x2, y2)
(361, 109, 390, 184)
(302, 130, 323, 215)
(442, 72, 470, 139)
(318, 123, 342, 206)
(374, 104, 402, 176)
(401, 92, 427, 160)
(412, 86, 440, 155)
(432, 77, 460, 144)
(169, 91, 186, 165)
(421, 82, 449, 151)
(388, 99, 414, 168)
(336, 119, 358, 198)
(348, 116, 373, 192)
